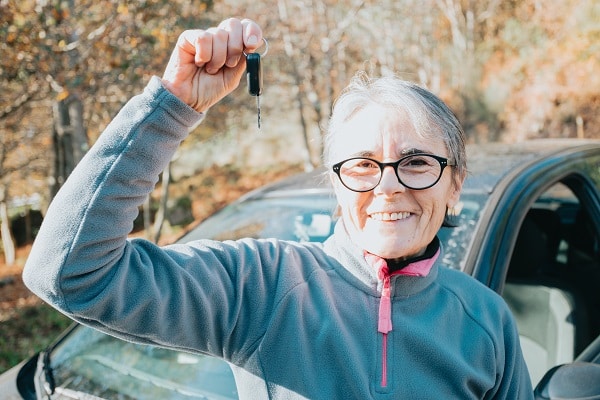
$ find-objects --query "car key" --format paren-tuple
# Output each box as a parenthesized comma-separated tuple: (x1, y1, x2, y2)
(246, 52, 263, 129)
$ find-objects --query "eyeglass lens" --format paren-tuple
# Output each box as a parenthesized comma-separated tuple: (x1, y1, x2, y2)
(337, 155, 444, 191)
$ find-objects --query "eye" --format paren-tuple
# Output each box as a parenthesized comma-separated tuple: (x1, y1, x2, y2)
(342, 158, 379, 175)
(355, 159, 378, 169)
(399, 155, 435, 170)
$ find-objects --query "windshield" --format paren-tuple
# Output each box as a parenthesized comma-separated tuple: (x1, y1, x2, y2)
(45, 326, 238, 399)
(182, 194, 338, 243)
(183, 191, 487, 270)
(42, 190, 486, 399)
(438, 190, 489, 270)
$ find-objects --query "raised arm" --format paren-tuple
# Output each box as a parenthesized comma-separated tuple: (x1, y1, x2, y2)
(22, 19, 266, 352)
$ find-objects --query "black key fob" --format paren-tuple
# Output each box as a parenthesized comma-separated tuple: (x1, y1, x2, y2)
(246, 52, 262, 96)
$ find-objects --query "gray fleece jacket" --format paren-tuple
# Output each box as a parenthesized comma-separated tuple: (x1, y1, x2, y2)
(23, 77, 533, 399)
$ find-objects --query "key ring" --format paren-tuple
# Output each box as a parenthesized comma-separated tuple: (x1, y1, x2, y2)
(243, 38, 269, 58)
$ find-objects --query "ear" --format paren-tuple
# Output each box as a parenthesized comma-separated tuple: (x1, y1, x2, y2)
(329, 171, 342, 195)
(443, 177, 464, 228)
(329, 172, 343, 218)
(446, 175, 464, 209)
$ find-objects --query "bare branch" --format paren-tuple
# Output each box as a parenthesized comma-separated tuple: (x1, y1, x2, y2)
(0, 91, 34, 120)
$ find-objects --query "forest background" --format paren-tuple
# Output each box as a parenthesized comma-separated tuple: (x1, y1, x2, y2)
(1, 0, 599, 374)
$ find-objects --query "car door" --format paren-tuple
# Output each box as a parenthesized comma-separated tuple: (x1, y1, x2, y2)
(467, 145, 600, 391)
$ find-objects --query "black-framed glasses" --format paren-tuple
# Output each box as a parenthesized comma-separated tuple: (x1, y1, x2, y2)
(332, 154, 454, 192)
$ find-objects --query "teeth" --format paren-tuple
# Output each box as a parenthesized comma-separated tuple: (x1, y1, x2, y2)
(370, 212, 410, 221)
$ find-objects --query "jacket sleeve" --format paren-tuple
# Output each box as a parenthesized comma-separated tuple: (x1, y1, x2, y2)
(21, 77, 237, 352)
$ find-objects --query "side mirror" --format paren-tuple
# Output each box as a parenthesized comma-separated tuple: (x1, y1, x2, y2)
(535, 362, 600, 400)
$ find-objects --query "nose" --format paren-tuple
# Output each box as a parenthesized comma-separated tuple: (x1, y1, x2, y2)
(375, 165, 406, 195)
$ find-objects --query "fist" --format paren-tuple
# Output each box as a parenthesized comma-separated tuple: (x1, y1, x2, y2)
(162, 18, 264, 113)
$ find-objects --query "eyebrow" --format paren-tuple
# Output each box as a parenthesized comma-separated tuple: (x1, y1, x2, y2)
(400, 147, 433, 156)
(349, 148, 434, 159)
(351, 150, 377, 158)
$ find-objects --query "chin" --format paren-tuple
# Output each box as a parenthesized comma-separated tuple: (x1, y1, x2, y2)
(367, 236, 429, 258)
(364, 242, 408, 259)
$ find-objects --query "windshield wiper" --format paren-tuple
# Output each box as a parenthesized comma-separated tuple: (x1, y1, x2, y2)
(40, 350, 56, 397)
(39, 350, 106, 400)
(37, 324, 80, 399)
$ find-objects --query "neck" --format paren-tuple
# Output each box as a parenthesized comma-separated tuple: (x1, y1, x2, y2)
(386, 237, 440, 273)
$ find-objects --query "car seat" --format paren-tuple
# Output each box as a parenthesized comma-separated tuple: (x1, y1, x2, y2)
(503, 208, 588, 384)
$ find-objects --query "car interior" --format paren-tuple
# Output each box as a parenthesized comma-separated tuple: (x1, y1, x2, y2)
(503, 181, 600, 384)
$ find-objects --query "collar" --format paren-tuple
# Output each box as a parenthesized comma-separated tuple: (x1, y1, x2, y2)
(363, 237, 439, 278)
(323, 221, 441, 295)
(386, 236, 440, 275)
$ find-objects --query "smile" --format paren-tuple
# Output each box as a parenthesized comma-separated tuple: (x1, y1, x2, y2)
(370, 212, 411, 221)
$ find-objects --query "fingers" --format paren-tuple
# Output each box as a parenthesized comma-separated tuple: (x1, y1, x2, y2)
(241, 18, 263, 53)
(219, 19, 243, 68)
(161, 18, 263, 112)
(179, 18, 263, 75)
(203, 27, 229, 74)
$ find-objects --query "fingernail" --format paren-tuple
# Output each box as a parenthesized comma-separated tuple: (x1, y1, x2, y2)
(247, 35, 258, 45)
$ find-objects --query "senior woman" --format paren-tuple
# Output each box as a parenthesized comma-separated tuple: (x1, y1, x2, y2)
(23, 18, 533, 399)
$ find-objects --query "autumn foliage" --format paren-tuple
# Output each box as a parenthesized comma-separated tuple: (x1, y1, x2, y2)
(1, 0, 599, 243)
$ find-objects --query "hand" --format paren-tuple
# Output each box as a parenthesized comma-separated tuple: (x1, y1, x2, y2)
(161, 18, 263, 113)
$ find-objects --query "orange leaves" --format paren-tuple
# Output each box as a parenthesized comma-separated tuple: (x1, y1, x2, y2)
(117, 3, 129, 16)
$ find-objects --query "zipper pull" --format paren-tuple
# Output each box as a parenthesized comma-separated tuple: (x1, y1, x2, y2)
(364, 251, 394, 334)
(378, 272, 393, 334)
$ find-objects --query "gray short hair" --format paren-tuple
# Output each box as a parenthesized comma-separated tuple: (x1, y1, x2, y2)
(323, 72, 467, 186)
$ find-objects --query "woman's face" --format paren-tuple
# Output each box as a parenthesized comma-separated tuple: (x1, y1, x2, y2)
(330, 103, 463, 260)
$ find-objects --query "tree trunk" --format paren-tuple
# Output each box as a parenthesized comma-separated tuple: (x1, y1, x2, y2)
(153, 163, 171, 244)
(277, 0, 315, 171)
(0, 201, 15, 267)
(51, 95, 88, 198)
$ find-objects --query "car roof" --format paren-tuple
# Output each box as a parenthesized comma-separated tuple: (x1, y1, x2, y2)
(239, 139, 600, 202)
(463, 139, 600, 191)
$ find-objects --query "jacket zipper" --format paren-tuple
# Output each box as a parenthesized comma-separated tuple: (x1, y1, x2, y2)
(366, 247, 437, 390)
(377, 268, 393, 388)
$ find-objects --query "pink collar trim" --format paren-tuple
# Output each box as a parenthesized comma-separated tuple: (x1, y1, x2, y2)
(363, 248, 440, 278)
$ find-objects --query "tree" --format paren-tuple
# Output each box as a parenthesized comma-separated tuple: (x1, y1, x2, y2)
(0, 0, 218, 260)
(234, 0, 370, 168)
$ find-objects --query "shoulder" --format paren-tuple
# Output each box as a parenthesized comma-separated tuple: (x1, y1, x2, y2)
(437, 265, 516, 332)
(438, 266, 507, 307)
(438, 265, 499, 298)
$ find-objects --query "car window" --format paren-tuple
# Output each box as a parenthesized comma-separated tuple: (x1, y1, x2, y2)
(182, 195, 338, 243)
(503, 180, 600, 384)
